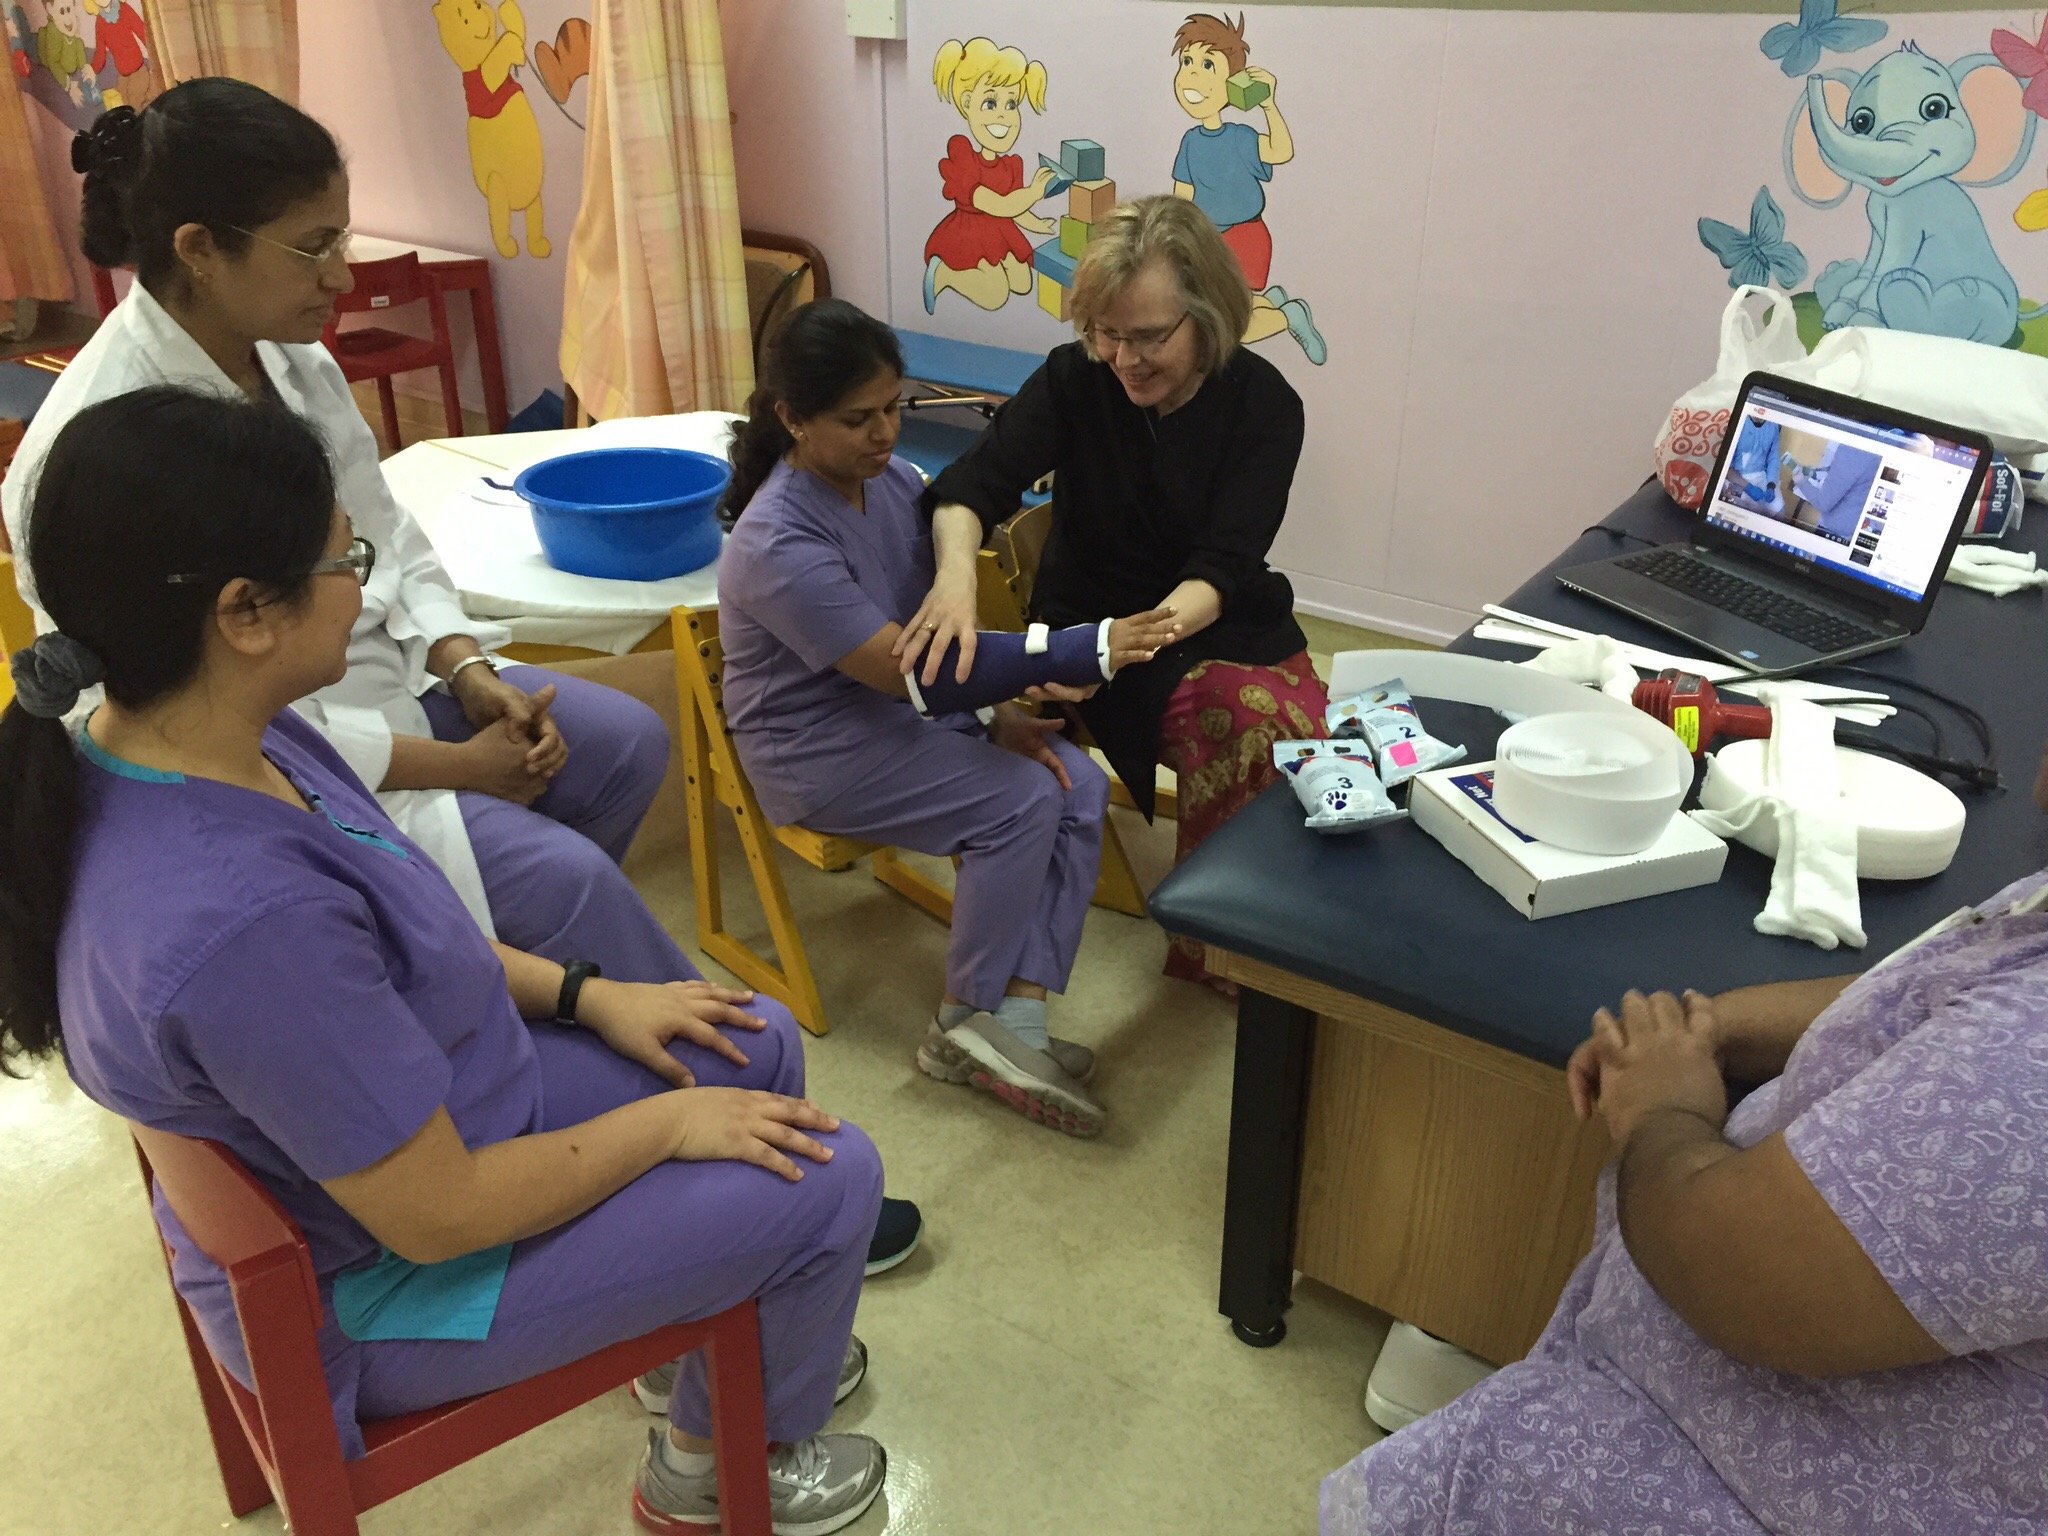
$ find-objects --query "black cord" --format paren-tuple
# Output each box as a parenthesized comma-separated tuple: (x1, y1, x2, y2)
(1835, 727, 2004, 791)
(1821, 662, 1996, 762)
(1735, 667, 1997, 786)
(1880, 698, 1946, 758)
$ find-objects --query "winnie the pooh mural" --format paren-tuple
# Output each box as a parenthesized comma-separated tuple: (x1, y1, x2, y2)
(432, 0, 549, 259)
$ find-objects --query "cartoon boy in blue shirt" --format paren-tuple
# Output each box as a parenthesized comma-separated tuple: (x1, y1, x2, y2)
(1170, 12, 1324, 363)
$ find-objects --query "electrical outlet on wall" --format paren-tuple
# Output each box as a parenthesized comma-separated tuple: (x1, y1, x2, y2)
(845, 0, 905, 41)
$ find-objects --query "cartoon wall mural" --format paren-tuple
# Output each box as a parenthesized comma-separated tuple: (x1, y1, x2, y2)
(1701, 10, 2048, 358)
(1169, 12, 1323, 364)
(1993, 16, 2048, 232)
(86, 0, 159, 109)
(1759, 0, 1887, 79)
(6, 0, 158, 132)
(922, 37, 1055, 314)
(432, 0, 550, 259)
(1789, 44, 2037, 344)
(531, 13, 588, 129)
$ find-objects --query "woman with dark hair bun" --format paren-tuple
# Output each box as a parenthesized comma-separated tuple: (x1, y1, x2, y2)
(716, 299, 1182, 1139)
(3, 79, 683, 986)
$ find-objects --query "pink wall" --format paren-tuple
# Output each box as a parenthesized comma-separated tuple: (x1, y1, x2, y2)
(722, 1, 2048, 641)
(300, 0, 593, 417)
(723, 1, 895, 316)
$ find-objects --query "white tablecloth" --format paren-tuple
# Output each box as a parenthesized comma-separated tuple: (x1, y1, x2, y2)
(382, 412, 741, 654)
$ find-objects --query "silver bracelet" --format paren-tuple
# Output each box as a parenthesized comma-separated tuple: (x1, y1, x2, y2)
(446, 654, 499, 687)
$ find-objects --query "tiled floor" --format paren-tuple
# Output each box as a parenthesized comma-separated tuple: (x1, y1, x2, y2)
(3, 617, 1423, 1535)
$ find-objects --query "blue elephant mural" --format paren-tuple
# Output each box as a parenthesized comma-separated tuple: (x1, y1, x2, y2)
(1783, 43, 2041, 344)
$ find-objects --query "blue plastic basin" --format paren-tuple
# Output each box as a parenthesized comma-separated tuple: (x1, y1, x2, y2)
(514, 447, 729, 582)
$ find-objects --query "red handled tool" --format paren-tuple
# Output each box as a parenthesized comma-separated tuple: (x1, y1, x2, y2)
(1630, 669, 1774, 758)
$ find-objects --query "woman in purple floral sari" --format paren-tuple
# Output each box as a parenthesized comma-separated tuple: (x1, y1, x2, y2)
(1323, 742, 2048, 1536)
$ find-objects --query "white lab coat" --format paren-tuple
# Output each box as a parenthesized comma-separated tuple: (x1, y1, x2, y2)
(2, 284, 510, 931)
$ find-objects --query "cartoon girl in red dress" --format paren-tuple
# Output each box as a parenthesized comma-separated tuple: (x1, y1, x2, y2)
(923, 37, 1056, 313)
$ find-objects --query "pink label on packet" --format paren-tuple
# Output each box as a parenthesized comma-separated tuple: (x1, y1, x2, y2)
(1387, 742, 1419, 768)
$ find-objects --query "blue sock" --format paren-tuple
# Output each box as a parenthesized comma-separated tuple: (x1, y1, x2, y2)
(938, 1001, 976, 1029)
(994, 994, 1050, 1051)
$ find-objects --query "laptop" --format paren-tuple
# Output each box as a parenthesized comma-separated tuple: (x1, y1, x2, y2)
(1557, 373, 1992, 675)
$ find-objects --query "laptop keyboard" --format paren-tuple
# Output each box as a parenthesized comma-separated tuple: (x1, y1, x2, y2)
(1616, 548, 1885, 654)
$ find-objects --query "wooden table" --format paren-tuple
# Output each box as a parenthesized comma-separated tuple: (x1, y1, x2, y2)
(1150, 480, 2048, 1366)
(352, 235, 511, 434)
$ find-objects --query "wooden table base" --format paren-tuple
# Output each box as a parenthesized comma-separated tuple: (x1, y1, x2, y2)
(1211, 948, 1609, 1366)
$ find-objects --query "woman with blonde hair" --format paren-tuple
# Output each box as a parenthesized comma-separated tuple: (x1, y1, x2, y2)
(906, 194, 1329, 990)
(922, 36, 1056, 313)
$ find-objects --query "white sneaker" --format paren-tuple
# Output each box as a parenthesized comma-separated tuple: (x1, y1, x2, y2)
(1362, 1322, 1495, 1432)
(918, 1017, 1095, 1083)
(633, 1428, 885, 1535)
(916, 1012, 1105, 1137)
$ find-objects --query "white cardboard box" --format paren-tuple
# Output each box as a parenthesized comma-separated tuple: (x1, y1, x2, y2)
(1411, 761, 1727, 920)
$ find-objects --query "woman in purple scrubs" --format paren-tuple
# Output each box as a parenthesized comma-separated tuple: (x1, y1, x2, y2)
(716, 301, 1179, 1139)
(0, 389, 887, 1535)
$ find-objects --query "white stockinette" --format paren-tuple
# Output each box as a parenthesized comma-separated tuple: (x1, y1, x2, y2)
(1946, 546, 2048, 597)
(1515, 634, 1639, 703)
(1688, 686, 1864, 950)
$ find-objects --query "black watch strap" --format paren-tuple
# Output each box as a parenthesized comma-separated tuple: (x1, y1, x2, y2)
(556, 960, 601, 1024)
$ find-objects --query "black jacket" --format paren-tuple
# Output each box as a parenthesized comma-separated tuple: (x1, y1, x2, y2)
(925, 341, 1308, 817)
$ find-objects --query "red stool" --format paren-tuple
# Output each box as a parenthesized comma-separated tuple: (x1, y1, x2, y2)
(130, 1124, 773, 1536)
(321, 251, 465, 451)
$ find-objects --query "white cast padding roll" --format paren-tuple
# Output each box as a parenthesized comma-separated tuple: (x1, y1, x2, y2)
(1493, 712, 1690, 855)
(1697, 741, 1965, 879)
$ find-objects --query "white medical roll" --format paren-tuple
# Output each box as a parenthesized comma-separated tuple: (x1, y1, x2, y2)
(1493, 713, 1690, 855)
(1697, 742, 1965, 879)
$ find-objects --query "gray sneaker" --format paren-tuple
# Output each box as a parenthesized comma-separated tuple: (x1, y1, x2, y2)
(632, 1428, 886, 1536)
(635, 1335, 866, 1416)
(916, 1012, 1105, 1137)
(918, 1017, 1094, 1084)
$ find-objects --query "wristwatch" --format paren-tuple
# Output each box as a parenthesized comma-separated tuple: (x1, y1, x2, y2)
(447, 653, 500, 688)
(555, 960, 602, 1024)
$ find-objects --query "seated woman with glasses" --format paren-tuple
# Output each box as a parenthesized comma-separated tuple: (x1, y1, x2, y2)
(0, 388, 889, 1535)
(1, 79, 676, 981)
(908, 194, 1329, 992)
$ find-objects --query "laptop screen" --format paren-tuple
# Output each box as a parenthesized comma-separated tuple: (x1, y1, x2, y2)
(1701, 382, 1984, 603)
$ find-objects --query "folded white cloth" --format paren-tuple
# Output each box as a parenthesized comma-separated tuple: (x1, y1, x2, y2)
(1946, 545, 2048, 597)
(1516, 635, 1639, 703)
(1688, 686, 1864, 950)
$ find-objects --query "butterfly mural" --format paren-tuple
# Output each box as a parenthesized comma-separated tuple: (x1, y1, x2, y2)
(1759, 0, 1888, 79)
(1699, 187, 1809, 290)
(1996, 17, 2048, 232)
(1992, 16, 2048, 118)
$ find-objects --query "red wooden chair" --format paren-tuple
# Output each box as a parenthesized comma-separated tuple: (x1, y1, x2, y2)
(320, 251, 464, 451)
(130, 1123, 773, 1535)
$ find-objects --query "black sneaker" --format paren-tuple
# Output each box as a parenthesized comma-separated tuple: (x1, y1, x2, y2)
(866, 1197, 921, 1276)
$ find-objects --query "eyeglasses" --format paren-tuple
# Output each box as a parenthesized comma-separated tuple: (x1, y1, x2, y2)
(167, 536, 378, 589)
(1084, 312, 1189, 360)
(230, 225, 355, 266)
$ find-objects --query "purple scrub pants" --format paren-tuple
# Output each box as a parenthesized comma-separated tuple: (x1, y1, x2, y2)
(418, 666, 696, 982)
(353, 1004, 882, 1443)
(800, 721, 1108, 1014)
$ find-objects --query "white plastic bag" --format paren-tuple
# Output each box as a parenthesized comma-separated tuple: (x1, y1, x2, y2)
(1653, 286, 1806, 509)
(1653, 286, 2048, 508)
